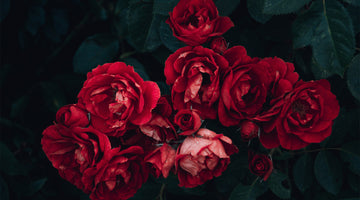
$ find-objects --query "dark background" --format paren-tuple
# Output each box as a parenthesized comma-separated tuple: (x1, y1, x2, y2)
(0, 0, 359, 200)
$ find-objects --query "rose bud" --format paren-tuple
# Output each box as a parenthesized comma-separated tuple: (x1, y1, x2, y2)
(248, 151, 273, 181)
(164, 46, 229, 119)
(166, 0, 234, 46)
(41, 125, 111, 192)
(174, 109, 202, 136)
(82, 146, 148, 200)
(144, 143, 176, 178)
(56, 104, 89, 128)
(274, 79, 340, 150)
(176, 128, 238, 188)
(210, 37, 228, 54)
(77, 62, 160, 136)
(238, 120, 260, 142)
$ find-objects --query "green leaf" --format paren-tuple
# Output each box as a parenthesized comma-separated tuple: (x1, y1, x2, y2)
(159, 20, 186, 52)
(310, 56, 334, 79)
(0, 142, 26, 175)
(268, 171, 291, 199)
(122, 57, 150, 81)
(263, 0, 311, 15)
(0, 176, 9, 200)
(343, 0, 360, 6)
(127, 2, 162, 52)
(247, 0, 272, 24)
(73, 34, 119, 74)
(0, 0, 10, 22)
(314, 151, 343, 195)
(311, 0, 355, 77)
(340, 140, 360, 175)
(153, 0, 178, 15)
(23, 178, 47, 197)
(292, 3, 322, 49)
(229, 180, 268, 200)
(26, 6, 45, 35)
(293, 154, 314, 193)
(347, 6, 360, 34)
(214, 0, 241, 16)
(347, 54, 360, 101)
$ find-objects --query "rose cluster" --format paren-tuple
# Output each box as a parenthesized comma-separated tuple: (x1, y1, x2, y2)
(41, 0, 340, 199)
(41, 61, 238, 200)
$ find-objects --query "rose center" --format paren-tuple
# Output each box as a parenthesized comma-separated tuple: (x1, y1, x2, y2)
(291, 100, 310, 118)
(255, 160, 265, 171)
(181, 114, 192, 127)
(188, 15, 200, 27)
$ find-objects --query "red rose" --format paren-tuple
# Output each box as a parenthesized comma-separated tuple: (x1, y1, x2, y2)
(166, 0, 234, 46)
(164, 46, 229, 119)
(82, 146, 148, 200)
(77, 62, 160, 136)
(260, 57, 299, 98)
(139, 96, 177, 142)
(274, 79, 340, 150)
(210, 36, 228, 54)
(248, 151, 273, 181)
(175, 128, 238, 188)
(144, 143, 176, 178)
(219, 47, 271, 126)
(174, 108, 202, 136)
(41, 125, 111, 192)
(238, 120, 260, 142)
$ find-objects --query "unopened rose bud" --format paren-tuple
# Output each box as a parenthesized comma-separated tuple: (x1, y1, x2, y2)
(238, 120, 260, 142)
(248, 151, 273, 181)
(210, 37, 228, 54)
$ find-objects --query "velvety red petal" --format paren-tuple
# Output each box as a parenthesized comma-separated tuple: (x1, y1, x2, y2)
(130, 81, 160, 125)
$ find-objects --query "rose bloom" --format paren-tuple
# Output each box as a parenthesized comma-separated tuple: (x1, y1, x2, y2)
(218, 46, 271, 126)
(166, 0, 234, 46)
(56, 104, 89, 128)
(77, 62, 160, 136)
(262, 79, 340, 150)
(164, 46, 229, 119)
(174, 108, 202, 136)
(238, 120, 260, 142)
(248, 151, 273, 181)
(175, 128, 238, 188)
(82, 146, 148, 200)
(41, 125, 110, 192)
(144, 143, 176, 178)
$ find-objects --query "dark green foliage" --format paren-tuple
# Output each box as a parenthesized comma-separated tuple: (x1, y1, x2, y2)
(268, 171, 291, 199)
(0, 0, 359, 199)
(314, 151, 343, 195)
(73, 34, 120, 74)
(263, 0, 311, 15)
